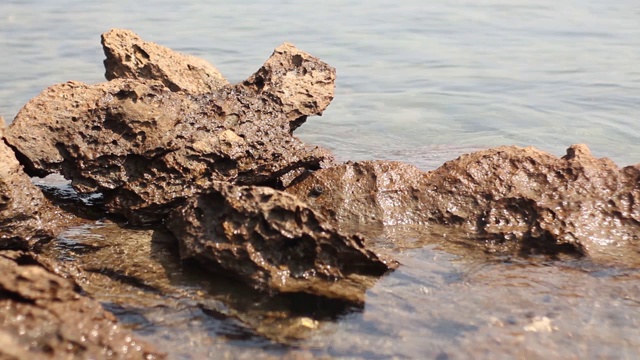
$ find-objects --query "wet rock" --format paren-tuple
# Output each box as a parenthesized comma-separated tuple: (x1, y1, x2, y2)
(34, 206, 640, 358)
(40, 219, 369, 349)
(0, 118, 65, 250)
(102, 28, 228, 94)
(0, 251, 163, 359)
(428, 144, 640, 260)
(286, 160, 428, 228)
(166, 182, 397, 303)
(287, 145, 640, 263)
(5, 37, 336, 224)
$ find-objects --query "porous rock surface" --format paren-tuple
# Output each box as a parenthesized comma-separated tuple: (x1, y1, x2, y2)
(166, 182, 397, 303)
(5, 31, 336, 224)
(0, 251, 163, 360)
(287, 145, 640, 262)
(0, 118, 65, 250)
(102, 28, 228, 94)
(287, 160, 429, 227)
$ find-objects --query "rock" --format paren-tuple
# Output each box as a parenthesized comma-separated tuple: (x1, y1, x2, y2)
(0, 251, 164, 359)
(102, 28, 228, 94)
(38, 219, 367, 347)
(287, 145, 640, 263)
(0, 118, 66, 250)
(428, 144, 640, 260)
(286, 160, 428, 228)
(166, 182, 397, 304)
(242, 42, 336, 131)
(5, 37, 336, 224)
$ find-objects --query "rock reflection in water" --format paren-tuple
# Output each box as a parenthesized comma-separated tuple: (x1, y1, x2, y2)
(34, 176, 639, 359)
(39, 219, 640, 359)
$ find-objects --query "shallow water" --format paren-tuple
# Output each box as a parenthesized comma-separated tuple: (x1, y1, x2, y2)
(44, 215, 640, 359)
(3, 1, 640, 358)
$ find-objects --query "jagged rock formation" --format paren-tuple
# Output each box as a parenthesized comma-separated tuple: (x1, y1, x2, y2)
(102, 28, 228, 94)
(3, 27, 640, 360)
(166, 182, 397, 303)
(5, 32, 336, 224)
(287, 145, 640, 262)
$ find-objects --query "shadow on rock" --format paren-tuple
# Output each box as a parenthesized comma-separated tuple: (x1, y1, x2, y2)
(32, 174, 112, 222)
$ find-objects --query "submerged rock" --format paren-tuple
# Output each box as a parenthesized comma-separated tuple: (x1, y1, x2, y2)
(287, 145, 640, 263)
(102, 28, 228, 94)
(0, 251, 163, 359)
(166, 182, 397, 303)
(0, 118, 66, 250)
(5, 32, 336, 224)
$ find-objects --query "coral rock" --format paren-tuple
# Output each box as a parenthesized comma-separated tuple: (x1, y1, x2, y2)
(102, 28, 228, 94)
(287, 146, 640, 263)
(167, 182, 396, 303)
(5, 33, 336, 224)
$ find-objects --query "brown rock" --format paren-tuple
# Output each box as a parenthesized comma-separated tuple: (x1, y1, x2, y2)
(5, 39, 336, 224)
(166, 182, 397, 303)
(0, 118, 65, 250)
(287, 146, 640, 262)
(102, 28, 228, 94)
(286, 160, 428, 228)
(0, 251, 163, 359)
(427, 144, 640, 259)
(243, 42, 336, 131)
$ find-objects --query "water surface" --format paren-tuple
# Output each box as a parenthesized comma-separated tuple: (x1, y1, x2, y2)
(1, 0, 638, 167)
(3, 1, 640, 358)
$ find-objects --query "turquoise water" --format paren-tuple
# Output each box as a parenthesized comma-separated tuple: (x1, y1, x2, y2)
(1, 0, 639, 168)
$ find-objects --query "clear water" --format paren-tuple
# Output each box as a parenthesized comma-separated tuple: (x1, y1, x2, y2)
(3, 1, 640, 358)
(1, 0, 639, 168)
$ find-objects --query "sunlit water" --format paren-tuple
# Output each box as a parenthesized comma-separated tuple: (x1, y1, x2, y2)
(3, 1, 640, 358)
